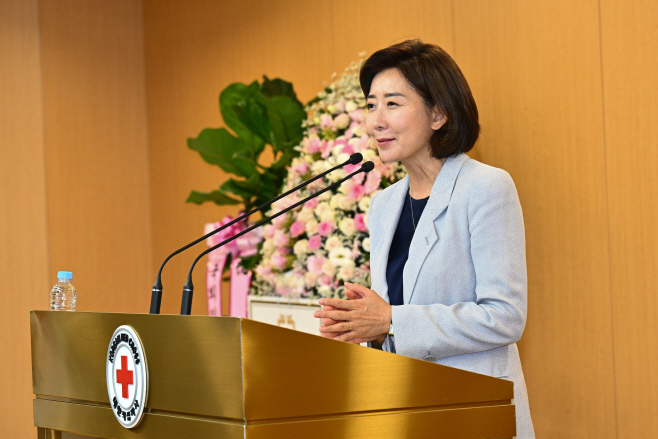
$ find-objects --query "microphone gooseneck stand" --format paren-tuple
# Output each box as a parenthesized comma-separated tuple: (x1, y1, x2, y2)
(149, 153, 364, 314)
(179, 161, 375, 315)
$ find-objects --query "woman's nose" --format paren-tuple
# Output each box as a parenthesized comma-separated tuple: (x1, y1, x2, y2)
(372, 111, 386, 129)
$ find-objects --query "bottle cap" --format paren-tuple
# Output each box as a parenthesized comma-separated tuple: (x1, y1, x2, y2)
(57, 271, 73, 280)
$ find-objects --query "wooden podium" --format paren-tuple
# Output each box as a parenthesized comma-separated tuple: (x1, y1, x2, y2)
(31, 311, 515, 438)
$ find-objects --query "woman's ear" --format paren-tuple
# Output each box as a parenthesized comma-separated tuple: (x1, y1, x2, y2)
(431, 107, 447, 131)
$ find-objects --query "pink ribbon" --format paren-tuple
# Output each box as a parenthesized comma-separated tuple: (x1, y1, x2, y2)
(205, 216, 262, 317)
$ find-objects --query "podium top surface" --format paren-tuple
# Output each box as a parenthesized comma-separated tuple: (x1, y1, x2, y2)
(31, 311, 512, 422)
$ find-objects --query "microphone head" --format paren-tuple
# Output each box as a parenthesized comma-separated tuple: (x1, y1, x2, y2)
(348, 152, 363, 165)
(361, 161, 375, 173)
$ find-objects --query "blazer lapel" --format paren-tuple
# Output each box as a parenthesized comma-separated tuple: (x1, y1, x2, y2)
(403, 154, 469, 304)
(371, 175, 409, 303)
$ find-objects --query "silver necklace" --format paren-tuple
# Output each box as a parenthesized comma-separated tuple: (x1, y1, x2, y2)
(409, 192, 417, 231)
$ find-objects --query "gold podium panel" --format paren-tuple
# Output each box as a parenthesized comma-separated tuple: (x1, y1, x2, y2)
(31, 311, 515, 438)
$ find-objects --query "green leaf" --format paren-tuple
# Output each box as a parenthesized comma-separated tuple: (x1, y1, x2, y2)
(187, 128, 256, 178)
(260, 76, 301, 105)
(186, 190, 241, 206)
(220, 174, 262, 199)
(257, 95, 305, 152)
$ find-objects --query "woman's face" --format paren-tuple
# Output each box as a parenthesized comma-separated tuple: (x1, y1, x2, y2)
(365, 68, 445, 165)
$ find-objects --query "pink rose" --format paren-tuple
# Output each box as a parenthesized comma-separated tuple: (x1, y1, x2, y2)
(307, 255, 325, 274)
(318, 275, 334, 286)
(318, 221, 334, 236)
(290, 221, 305, 238)
(354, 214, 368, 232)
(304, 197, 319, 209)
(308, 234, 322, 250)
(349, 183, 365, 200)
(270, 252, 287, 271)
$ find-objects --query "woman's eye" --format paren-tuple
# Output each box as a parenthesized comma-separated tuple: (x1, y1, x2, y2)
(387, 101, 399, 107)
(366, 103, 375, 110)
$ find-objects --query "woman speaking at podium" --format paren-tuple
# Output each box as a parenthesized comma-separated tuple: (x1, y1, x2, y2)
(314, 40, 535, 438)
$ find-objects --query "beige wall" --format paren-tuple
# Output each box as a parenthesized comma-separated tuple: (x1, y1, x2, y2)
(1, 0, 656, 437)
(0, 1, 151, 437)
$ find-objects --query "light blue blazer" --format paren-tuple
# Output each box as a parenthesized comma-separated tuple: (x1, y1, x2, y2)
(367, 153, 535, 438)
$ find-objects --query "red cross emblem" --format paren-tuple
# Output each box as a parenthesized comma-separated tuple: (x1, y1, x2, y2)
(116, 355, 134, 398)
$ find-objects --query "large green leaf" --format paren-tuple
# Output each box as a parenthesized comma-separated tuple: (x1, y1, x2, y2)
(258, 95, 305, 152)
(220, 82, 270, 153)
(187, 128, 257, 178)
(186, 190, 241, 206)
(260, 76, 301, 103)
(220, 174, 262, 199)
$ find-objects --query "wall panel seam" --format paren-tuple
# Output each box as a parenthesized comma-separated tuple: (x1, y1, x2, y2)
(36, 0, 51, 284)
(597, 0, 619, 437)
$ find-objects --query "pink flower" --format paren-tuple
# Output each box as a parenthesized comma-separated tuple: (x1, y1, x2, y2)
(290, 221, 305, 238)
(308, 234, 322, 250)
(333, 113, 350, 130)
(320, 140, 333, 158)
(270, 252, 287, 271)
(320, 114, 333, 129)
(344, 163, 360, 174)
(272, 230, 290, 247)
(291, 160, 308, 175)
(364, 169, 382, 194)
(349, 183, 365, 200)
(304, 197, 319, 209)
(307, 255, 325, 274)
(354, 214, 368, 232)
(263, 224, 276, 239)
(318, 275, 334, 286)
(340, 142, 354, 156)
(344, 121, 359, 139)
(349, 109, 366, 123)
(318, 221, 334, 236)
(304, 136, 321, 153)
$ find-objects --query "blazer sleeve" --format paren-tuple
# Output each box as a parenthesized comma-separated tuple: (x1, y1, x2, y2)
(391, 169, 528, 360)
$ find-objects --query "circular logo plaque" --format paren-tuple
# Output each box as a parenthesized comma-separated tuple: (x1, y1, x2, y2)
(106, 325, 149, 428)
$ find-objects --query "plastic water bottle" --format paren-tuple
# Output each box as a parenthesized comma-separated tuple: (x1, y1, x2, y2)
(50, 271, 77, 311)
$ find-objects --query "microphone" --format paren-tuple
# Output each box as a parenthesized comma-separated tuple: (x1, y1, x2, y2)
(149, 152, 363, 314)
(179, 161, 375, 315)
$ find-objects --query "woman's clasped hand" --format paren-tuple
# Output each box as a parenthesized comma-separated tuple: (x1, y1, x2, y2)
(313, 282, 391, 345)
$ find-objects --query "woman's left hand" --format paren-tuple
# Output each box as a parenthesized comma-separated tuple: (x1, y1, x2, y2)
(313, 282, 391, 343)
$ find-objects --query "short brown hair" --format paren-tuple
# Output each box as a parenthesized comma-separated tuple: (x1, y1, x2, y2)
(360, 40, 479, 158)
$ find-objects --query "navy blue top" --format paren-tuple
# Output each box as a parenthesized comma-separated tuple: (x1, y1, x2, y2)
(386, 193, 429, 306)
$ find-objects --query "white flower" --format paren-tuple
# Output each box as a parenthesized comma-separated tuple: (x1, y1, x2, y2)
(316, 202, 331, 217)
(317, 285, 333, 298)
(322, 260, 337, 277)
(318, 190, 332, 201)
(320, 210, 335, 222)
(325, 235, 343, 251)
(305, 219, 319, 236)
(293, 239, 309, 256)
(329, 247, 355, 268)
(338, 265, 355, 281)
(362, 238, 370, 252)
(262, 240, 275, 256)
(345, 100, 358, 112)
(339, 195, 356, 211)
(363, 148, 377, 161)
(358, 196, 371, 212)
(339, 218, 356, 236)
(297, 207, 315, 223)
(330, 194, 344, 209)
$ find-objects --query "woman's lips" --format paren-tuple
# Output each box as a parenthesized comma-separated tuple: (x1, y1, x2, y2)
(376, 138, 394, 146)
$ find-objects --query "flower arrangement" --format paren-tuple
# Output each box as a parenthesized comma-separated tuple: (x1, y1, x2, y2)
(250, 60, 406, 299)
